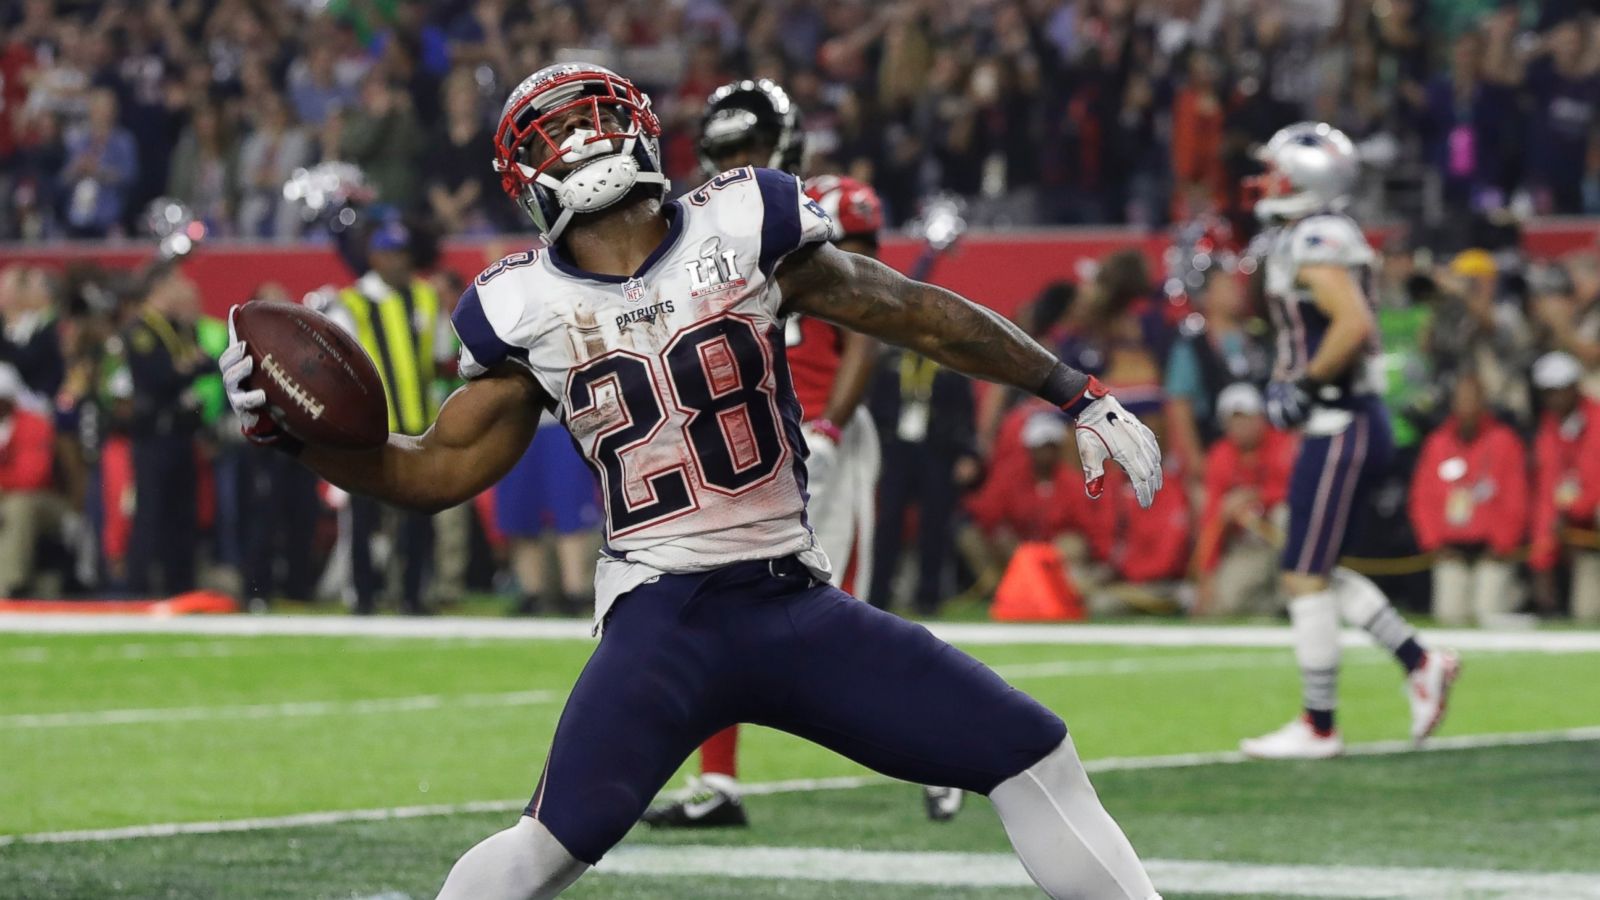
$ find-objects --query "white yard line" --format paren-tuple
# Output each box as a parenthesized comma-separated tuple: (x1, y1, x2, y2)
(0, 614, 596, 641)
(1, 800, 527, 845)
(1078, 724, 1600, 773)
(0, 638, 497, 665)
(594, 845, 1600, 898)
(4, 725, 1595, 847)
(3, 614, 1599, 652)
(0, 690, 562, 729)
(4, 651, 1352, 730)
(990, 650, 1385, 680)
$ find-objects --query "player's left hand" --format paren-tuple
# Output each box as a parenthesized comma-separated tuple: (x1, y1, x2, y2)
(801, 419, 842, 478)
(1071, 382, 1163, 508)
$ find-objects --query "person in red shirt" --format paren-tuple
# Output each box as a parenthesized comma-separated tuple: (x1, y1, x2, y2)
(1409, 373, 1530, 626)
(0, 31, 38, 165)
(646, 78, 890, 828)
(1091, 396, 1191, 614)
(0, 363, 59, 596)
(1528, 352, 1600, 622)
(1192, 383, 1296, 617)
(967, 410, 1107, 571)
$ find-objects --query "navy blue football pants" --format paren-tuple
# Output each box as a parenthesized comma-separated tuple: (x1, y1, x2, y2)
(1282, 399, 1395, 577)
(526, 556, 1067, 863)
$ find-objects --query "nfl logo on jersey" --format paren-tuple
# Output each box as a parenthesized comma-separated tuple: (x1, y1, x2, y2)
(623, 277, 646, 303)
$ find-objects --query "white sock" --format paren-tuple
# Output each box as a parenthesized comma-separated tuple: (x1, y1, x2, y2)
(1330, 568, 1418, 654)
(699, 771, 741, 798)
(1288, 591, 1341, 716)
(990, 735, 1162, 900)
(435, 816, 588, 900)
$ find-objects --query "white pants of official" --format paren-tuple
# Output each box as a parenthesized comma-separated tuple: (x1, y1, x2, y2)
(1430, 555, 1520, 627)
(802, 407, 880, 592)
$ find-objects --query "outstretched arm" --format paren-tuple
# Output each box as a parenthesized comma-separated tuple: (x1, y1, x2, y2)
(777, 242, 1065, 396)
(297, 367, 545, 513)
(223, 325, 545, 514)
(775, 241, 1164, 506)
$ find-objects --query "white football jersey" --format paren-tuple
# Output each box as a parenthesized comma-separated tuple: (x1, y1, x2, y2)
(452, 167, 841, 622)
(1260, 212, 1381, 396)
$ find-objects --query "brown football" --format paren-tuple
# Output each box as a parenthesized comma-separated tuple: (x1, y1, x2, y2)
(232, 300, 388, 449)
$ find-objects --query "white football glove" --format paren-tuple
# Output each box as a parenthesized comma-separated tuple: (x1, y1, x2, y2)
(801, 419, 842, 482)
(219, 306, 291, 448)
(1071, 384, 1164, 509)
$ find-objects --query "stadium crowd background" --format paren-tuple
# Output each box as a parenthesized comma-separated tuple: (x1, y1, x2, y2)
(2, 0, 1600, 624)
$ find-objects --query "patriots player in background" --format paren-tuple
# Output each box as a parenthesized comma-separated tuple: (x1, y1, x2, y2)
(1242, 123, 1460, 760)
(645, 78, 963, 828)
(221, 64, 1164, 899)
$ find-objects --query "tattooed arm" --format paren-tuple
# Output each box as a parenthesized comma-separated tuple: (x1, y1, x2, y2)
(775, 240, 1166, 505)
(775, 241, 1085, 401)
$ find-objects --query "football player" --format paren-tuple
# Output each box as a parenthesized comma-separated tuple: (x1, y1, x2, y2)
(1242, 122, 1460, 759)
(221, 64, 1164, 899)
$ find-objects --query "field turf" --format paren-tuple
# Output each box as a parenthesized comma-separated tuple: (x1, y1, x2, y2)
(2, 626, 1597, 899)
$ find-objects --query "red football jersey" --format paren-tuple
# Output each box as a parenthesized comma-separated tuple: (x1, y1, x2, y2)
(784, 315, 846, 418)
(788, 175, 884, 421)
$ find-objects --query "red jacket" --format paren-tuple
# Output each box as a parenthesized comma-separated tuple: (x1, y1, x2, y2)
(1103, 462, 1191, 582)
(0, 408, 55, 492)
(1409, 416, 1529, 557)
(1530, 397, 1600, 570)
(1194, 428, 1296, 573)
(968, 455, 1102, 544)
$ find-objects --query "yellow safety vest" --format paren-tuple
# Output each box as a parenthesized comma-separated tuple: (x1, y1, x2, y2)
(338, 277, 440, 436)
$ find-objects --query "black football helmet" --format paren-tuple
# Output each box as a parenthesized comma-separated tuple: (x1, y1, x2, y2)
(698, 79, 804, 176)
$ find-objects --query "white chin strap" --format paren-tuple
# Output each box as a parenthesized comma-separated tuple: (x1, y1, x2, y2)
(521, 129, 668, 240)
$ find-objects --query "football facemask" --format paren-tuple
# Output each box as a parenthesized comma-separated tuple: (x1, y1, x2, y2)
(493, 64, 668, 239)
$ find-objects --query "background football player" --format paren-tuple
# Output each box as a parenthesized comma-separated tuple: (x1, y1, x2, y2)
(222, 63, 1165, 899)
(1242, 122, 1460, 760)
(646, 78, 970, 828)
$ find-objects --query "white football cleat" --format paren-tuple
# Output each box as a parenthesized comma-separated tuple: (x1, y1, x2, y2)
(1407, 649, 1461, 745)
(1240, 716, 1344, 760)
(922, 785, 964, 821)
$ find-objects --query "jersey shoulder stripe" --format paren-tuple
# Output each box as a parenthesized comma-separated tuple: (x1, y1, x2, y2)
(452, 255, 539, 377)
(755, 168, 804, 274)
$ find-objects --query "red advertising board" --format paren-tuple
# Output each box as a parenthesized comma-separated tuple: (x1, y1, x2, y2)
(2, 220, 1595, 322)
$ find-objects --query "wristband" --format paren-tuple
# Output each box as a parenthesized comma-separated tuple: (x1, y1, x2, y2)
(805, 418, 844, 444)
(1040, 362, 1106, 418)
(1296, 376, 1344, 406)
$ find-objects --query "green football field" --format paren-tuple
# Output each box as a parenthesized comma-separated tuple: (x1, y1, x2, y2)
(2, 621, 1598, 899)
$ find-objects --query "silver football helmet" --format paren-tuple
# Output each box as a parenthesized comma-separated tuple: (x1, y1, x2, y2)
(1249, 122, 1359, 223)
(493, 63, 669, 240)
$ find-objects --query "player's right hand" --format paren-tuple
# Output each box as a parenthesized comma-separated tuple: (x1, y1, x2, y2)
(1265, 379, 1312, 430)
(220, 306, 295, 451)
(1070, 380, 1163, 508)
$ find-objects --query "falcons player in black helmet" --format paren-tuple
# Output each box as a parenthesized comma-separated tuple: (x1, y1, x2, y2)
(646, 76, 971, 830)
(697, 78, 806, 174)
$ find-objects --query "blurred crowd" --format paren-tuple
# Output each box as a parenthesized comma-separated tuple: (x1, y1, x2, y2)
(4, 0, 1600, 626)
(9, 0, 1600, 240)
(944, 237, 1600, 626)
(6, 223, 1600, 625)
